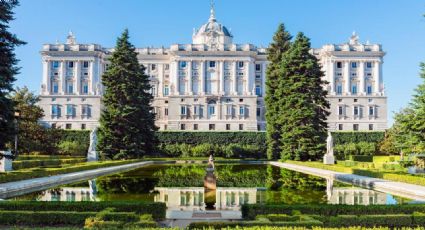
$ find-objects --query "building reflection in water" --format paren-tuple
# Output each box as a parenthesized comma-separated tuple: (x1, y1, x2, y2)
(39, 179, 98, 202)
(326, 178, 387, 205)
(154, 187, 265, 211)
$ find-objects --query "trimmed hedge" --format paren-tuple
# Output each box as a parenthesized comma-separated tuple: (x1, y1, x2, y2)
(13, 158, 86, 170)
(241, 204, 425, 220)
(0, 201, 166, 220)
(157, 131, 266, 146)
(328, 214, 413, 228)
(188, 220, 323, 229)
(332, 131, 385, 145)
(0, 210, 94, 226)
(349, 155, 374, 162)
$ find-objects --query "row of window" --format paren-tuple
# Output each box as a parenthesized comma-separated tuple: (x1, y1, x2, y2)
(336, 61, 374, 69)
(338, 105, 377, 117)
(180, 123, 245, 131)
(338, 124, 375, 131)
(51, 104, 92, 118)
(51, 81, 90, 94)
(51, 123, 87, 130)
(180, 105, 248, 117)
(178, 61, 262, 70)
(51, 61, 90, 69)
(335, 84, 374, 95)
(156, 84, 262, 97)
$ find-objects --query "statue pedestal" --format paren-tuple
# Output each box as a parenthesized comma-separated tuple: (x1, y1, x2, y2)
(0, 151, 13, 172)
(323, 154, 335, 165)
(87, 151, 98, 162)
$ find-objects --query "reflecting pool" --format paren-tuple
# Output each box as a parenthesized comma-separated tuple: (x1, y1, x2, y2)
(8, 164, 420, 210)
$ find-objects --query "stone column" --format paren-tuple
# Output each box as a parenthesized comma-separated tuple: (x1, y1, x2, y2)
(245, 61, 250, 95)
(188, 61, 193, 95)
(359, 61, 365, 95)
(219, 61, 225, 94)
(175, 61, 180, 95)
(61, 60, 66, 95)
(261, 62, 266, 97)
(232, 61, 237, 95)
(158, 64, 164, 97)
(42, 60, 50, 95)
(329, 60, 335, 94)
(89, 60, 95, 95)
(75, 61, 81, 95)
(374, 61, 380, 95)
(343, 61, 350, 95)
(248, 60, 255, 95)
(200, 61, 205, 95)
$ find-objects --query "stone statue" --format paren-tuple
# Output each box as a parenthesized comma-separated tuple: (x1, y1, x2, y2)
(324, 131, 335, 165)
(326, 131, 334, 156)
(208, 155, 215, 170)
(87, 127, 98, 161)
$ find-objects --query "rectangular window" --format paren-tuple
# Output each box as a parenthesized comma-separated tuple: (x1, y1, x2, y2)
(82, 105, 91, 118)
(165, 108, 168, 116)
(255, 85, 262, 96)
(194, 105, 198, 115)
(82, 83, 89, 94)
(238, 61, 244, 68)
(369, 124, 374, 130)
(226, 105, 232, 116)
(239, 106, 245, 116)
(336, 62, 342, 68)
(209, 61, 216, 68)
(338, 124, 343, 130)
(353, 124, 359, 131)
(256, 75, 261, 79)
(351, 62, 357, 68)
(367, 85, 372, 95)
(366, 62, 372, 68)
(209, 106, 215, 116)
(68, 61, 74, 68)
(83, 61, 89, 68)
(226, 124, 231, 130)
(352, 84, 357, 95)
(151, 64, 156, 71)
(81, 124, 86, 130)
(52, 82, 59, 94)
(180, 124, 186, 130)
(164, 86, 169, 96)
(164, 125, 167, 130)
(209, 124, 215, 130)
(51, 123, 56, 129)
(239, 124, 244, 131)
(66, 104, 75, 117)
(179, 61, 187, 69)
(165, 64, 169, 70)
(338, 106, 343, 115)
(336, 85, 342, 95)
(65, 124, 72, 129)
(51, 105, 60, 117)
(67, 82, 73, 94)
(354, 106, 359, 116)
(255, 64, 261, 71)
(256, 108, 261, 117)
(369, 106, 374, 116)
(193, 124, 198, 130)
(52, 61, 59, 69)
(180, 106, 187, 115)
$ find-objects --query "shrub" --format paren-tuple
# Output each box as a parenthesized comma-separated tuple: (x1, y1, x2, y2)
(328, 214, 413, 228)
(0, 210, 95, 226)
(191, 143, 219, 157)
(0, 201, 166, 220)
(349, 155, 373, 162)
(332, 131, 385, 145)
(58, 140, 87, 156)
(343, 143, 358, 156)
(357, 142, 376, 156)
(241, 204, 425, 220)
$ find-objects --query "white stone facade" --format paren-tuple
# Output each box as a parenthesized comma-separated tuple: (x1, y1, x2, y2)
(38, 7, 387, 131)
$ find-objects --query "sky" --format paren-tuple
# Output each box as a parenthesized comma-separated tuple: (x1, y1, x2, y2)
(9, 0, 425, 125)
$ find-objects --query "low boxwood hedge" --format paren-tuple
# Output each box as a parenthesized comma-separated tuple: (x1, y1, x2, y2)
(328, 214, 413, 228)
(349, 155, 374, 162)
(242, 204, 425, 220)
(187, 220, 323, 229)
(13, 158, 86, 170)
(0, 201, 166, 220)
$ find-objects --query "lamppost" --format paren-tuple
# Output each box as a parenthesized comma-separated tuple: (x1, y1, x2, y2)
(13, 110, 20, 159)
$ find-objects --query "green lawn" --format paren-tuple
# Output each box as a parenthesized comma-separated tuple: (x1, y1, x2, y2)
(287, 160, 425, 187)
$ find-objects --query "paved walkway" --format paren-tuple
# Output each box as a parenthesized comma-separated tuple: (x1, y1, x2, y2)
(270, 161, 425, 201)
(0, 161, 171, 199)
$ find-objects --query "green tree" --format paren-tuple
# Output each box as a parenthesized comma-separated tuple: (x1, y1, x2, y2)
(379, 126, 400, 155)
(265, 23, 292, 160)
(10, 87, 52, 155)
(98, 29, 157, 159)
(0, 0, 25, 151)
(277, 33, 330, 161)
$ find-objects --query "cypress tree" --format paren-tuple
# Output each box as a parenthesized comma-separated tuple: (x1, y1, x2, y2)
(277, 33, 330, 161)
(265, 23, 292, 160)
(98, 29, 157, 159)
(0, 0, 25, 150)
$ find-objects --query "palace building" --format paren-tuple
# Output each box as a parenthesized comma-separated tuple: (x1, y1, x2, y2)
(38, 6, 387, 131)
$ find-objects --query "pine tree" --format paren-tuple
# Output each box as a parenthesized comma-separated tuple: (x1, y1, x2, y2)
(0, 0, 25, 150)
(276, 33, 330, 161)
(98, 29, 157, 159)
(265, 23, 292, 160)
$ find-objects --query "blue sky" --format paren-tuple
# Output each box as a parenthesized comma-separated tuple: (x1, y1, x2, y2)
(9, 0, 425, 125)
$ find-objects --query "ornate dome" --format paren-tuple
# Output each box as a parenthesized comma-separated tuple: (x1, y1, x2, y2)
(192, 5, 233, 46)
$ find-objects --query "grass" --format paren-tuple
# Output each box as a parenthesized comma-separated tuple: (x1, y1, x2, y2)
(0, 159, 144, 184)
(287, 160, 425, 187)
